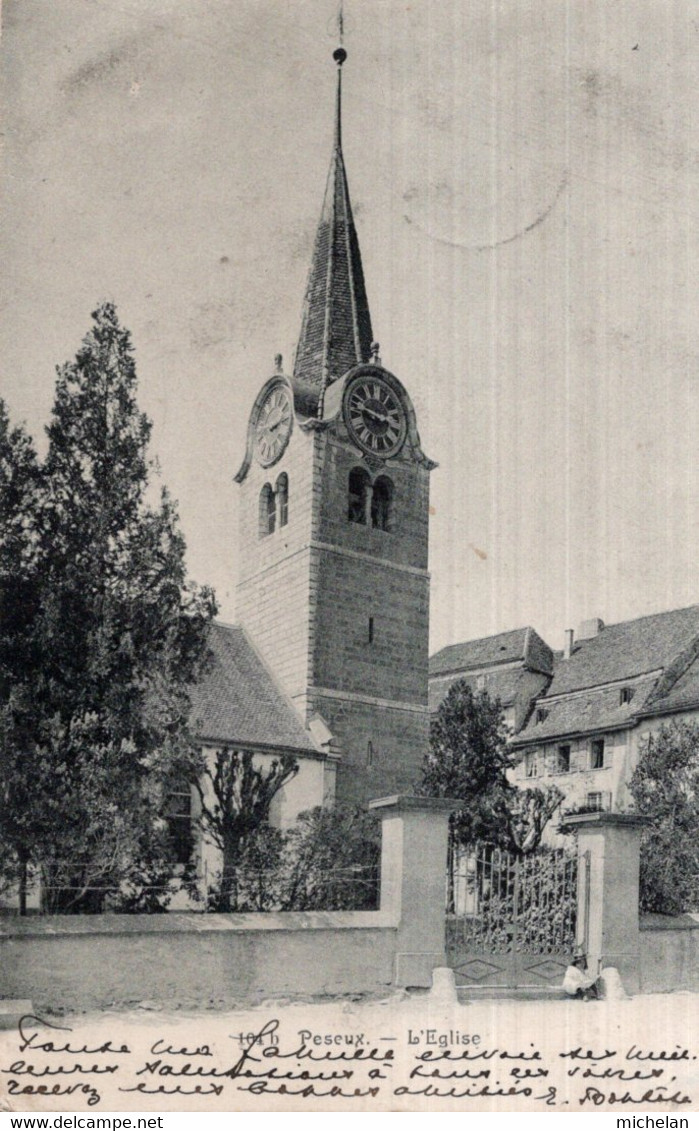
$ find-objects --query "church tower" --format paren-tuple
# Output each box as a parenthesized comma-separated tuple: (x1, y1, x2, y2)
(235, 45, 435, 804)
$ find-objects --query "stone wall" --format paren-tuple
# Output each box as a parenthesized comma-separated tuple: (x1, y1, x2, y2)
(0, 797, 455, 1013)
(639, 914, 699, 993)
(0, 912, 396, 1013)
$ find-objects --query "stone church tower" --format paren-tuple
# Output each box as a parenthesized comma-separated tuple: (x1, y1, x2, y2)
(234, 46, 435, 804)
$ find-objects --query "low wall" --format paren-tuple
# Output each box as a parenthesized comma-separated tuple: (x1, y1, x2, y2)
(639, 913, 699, 993)
(0, 912, 397, 1012)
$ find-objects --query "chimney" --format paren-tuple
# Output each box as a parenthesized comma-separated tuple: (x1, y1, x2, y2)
(577, 617, 605, 642)
(564, 629, 574, 659)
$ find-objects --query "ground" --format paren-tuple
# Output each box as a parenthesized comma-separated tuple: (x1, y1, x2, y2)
(2, 989, 698, 1113)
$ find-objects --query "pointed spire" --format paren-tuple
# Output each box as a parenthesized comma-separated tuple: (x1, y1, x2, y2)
(293, 45, 374, 412)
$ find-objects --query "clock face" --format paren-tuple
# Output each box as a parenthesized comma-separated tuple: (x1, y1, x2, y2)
(255, 386, 292, 467)
(343, 375, 407, 458)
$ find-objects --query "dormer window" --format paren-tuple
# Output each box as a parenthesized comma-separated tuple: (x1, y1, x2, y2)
(619, 686, 633, 706)
(536, 707, 548, 724)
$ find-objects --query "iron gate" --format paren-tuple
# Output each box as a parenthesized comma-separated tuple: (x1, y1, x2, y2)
(446, 843, 588, 989)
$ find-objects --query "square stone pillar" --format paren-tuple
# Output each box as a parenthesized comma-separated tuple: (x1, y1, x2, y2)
(369, 795, 461, 988)
(560, 812, 649, 994)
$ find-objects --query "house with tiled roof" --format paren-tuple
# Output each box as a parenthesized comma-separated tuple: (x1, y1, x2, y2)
(429, 604, 699, 842)
(429, 626, 553, 731)
(510, 605, 699, 829)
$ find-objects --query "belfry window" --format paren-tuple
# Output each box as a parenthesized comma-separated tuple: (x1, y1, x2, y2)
(371, 476, 393, 531)
(259, 476, 290, 537)
(276, 473, 289, 528)
(348, 468, 371, 525)
(259, 483, 275, 537)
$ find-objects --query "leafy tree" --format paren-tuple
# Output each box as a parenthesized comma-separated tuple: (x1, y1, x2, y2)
(505, 784, 565, 855)
(422, 681, 563, 853)
(0, 304, 216, 911)
(629, 721, 699, 915)
(202, 803, 380, 913)
(281, 806, 380, 911)
(197, 748, 298, 912)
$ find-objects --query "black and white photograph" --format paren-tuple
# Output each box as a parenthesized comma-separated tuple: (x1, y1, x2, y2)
(1, 0, 698, 1116)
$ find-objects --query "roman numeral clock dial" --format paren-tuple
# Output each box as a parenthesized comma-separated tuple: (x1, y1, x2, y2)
(254, 386, 292, 467)
(343, 375, 407, 458)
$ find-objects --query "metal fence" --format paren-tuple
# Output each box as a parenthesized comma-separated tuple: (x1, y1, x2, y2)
(447, 842, 580, 956)
(0, 862, 380, 915)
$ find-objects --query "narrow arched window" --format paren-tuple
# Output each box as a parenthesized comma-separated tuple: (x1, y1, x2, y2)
(276, 473, 289, 528)
(348, 467, 370, 525)
(371, 476, 393, 531)
(259, 483, 275, 537)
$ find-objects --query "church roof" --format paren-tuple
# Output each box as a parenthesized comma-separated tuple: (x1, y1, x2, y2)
(292, 48, 373, 408)
(190, 622, 318, 755)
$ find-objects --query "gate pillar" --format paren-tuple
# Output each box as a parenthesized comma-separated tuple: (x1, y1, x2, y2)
(560, 812, 648, 994)
(369, 795, 461, 989)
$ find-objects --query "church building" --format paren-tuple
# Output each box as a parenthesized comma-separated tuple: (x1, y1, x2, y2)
(191, 45, 436, 819)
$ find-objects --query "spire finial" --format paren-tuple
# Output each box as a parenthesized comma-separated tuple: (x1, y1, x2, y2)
(332, 3, 346, 150)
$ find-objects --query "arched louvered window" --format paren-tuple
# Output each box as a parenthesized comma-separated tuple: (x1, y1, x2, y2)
(276, 473, 289, 528)
(259, 483, 275, 537)
(348, 467, 371, 525)
(371, 475, 393, 531)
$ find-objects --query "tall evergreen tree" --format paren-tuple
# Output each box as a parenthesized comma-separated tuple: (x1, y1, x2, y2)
(422, 681, 562, 853)
(0, 402, 44, 910)
(0, 305, 216, 911)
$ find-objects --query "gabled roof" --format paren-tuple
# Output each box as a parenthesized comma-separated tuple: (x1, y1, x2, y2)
(545, 604, 699, 696)
(429, 626, 553, 678)
(190, 622, 318, 755)
(514, 605, 699, 745)
(292, 49, 373, 407)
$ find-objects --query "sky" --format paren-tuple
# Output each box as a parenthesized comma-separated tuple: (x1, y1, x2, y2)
(2, 0, 698, 655)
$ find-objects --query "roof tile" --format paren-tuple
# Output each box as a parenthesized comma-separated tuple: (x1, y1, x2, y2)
(430, 627, 552, 676)
(190, 622, 317, 754)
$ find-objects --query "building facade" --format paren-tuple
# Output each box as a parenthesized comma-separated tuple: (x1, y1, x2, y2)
(429, 605, 699, 841)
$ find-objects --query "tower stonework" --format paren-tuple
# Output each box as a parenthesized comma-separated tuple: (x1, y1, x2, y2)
(235, 48, 435, 804)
